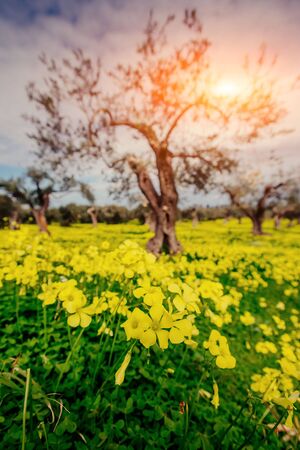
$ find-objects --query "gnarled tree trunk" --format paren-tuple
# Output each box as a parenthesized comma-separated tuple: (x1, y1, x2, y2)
(191, 209, 198, 228)
(145, 209, 156, 232)
(274, 213, 281, 229)
(129, 150, 182, 255)
(252, 215, 263, 235)
(147, 205, 181, 255)
(32, 208, 50, 235)
(87, 207, 98, 227)
(9, 211, 20, 230)
(146, 149, 182, 255)
(31, 192, 50, 235)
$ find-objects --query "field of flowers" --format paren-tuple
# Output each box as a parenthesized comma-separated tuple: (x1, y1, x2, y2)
(0, 219, 299, 449)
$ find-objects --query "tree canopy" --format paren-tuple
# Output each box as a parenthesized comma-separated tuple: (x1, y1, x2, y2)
(24, 9, 292, 253)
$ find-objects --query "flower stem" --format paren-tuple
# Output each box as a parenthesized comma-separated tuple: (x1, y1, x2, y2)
(22, 368, 31, 450)
(43, 307, 48, 348)
(108, 315, 121, 366)
(55, 328, 84, 392)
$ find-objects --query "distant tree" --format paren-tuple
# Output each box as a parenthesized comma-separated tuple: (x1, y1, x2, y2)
(98, 205, 130, 224)
(87, 206, 98, 227)
(0, 168, 94, 234)
(0, 195, 19, 229)
(25, 10, 292, 253)
(272, 183, 300, 229)
(46, 207, 62, 224)
(222, 167, 293, 235)
(59, 203, 81, 227)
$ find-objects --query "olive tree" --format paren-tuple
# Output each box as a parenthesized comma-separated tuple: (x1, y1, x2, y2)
(222, 166, 297, 235)
(0, 168, 94, 234)
(24, 10, 287, 254)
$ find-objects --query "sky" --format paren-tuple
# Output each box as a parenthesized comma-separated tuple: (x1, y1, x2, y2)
(0, 0, 299, 207)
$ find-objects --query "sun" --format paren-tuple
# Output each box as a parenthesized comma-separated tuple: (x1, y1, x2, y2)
(212, 79, 244, 98)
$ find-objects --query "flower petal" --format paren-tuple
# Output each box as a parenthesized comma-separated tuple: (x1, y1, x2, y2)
(68, 313, 80, 328)
(169, 327, 184, 344)
(156, 330, 169, 349)
(173, 296, 185, 312)
(140, 329, 156, 348)
(80, 312, 92, 328)
(168, 283, 181, 294)
(115, 350, 132, 385)
(149, 305, 164, 322)
(160, 312, 173, 329)
(64, 300, 77, 314)
(133, 287, 145, 299)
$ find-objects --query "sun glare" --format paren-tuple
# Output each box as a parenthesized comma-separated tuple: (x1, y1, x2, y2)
(212, 79, 244, 98)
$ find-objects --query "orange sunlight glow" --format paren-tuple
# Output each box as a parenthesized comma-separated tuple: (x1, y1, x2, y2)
(212, 79, 246, 98)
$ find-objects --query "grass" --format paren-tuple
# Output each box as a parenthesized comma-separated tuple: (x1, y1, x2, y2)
(0, 218, 299, 449)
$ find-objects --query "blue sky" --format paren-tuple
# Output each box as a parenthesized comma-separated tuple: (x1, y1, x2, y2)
(0, 0, 299, 207)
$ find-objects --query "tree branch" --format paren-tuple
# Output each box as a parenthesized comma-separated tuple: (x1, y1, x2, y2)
(171, 151, 219, 169)
(95, 108, 160, 152)
(257, 182, 284, 215)
(163, 103, 197, 144)
(224, 187, 253, 219)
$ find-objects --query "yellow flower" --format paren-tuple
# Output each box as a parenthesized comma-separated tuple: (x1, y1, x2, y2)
(38, 282, 60, 306)
(259, 297, 267, 308)
(240, 311, 255, 326)
(273, 391, 299, 429)
(169, 318, 193, 344)
(58, 280, 80, 304)
(211, 381, 220, 409)
(122, 308, 151, 340)
(115, 350, 132, 385)
(124, 268, 134, 278)
(279, 358, 299, 379)
(204, 330, 236, 369)
(205, 309, 224, 328)
(66, 299, 93, 328)
(199, 280, 223, 300)
(90, 296, 108, 314)
(97, 321, 113, 336)
(133, 279, 164, 306)
(172, 283, 201, 314)
(139, 305, 173, 349)
(259, 324, 273, 336)
(61, 288, 94, 328)
(255, 342, 277, 354)
(280, 333, 291, 343)
(281, 344, 297, 363)
(251, 369, 281, 401)
(272, 315, 286, 330)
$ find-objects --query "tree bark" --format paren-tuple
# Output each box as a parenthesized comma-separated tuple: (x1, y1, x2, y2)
(192, 209, 198, 228)
(87, 207, 98, 227)
(31, 193, 50, 235)
(145, 209, 156, 232)
(146, 148, 182, 255)
(252, 215, 263, 235)
(147, 206, 181, 255)
(129, 151, 182, 255)
(32, 209, 50, 235)
(274, 214, 281, 230)
(9, 211, 20, 230)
